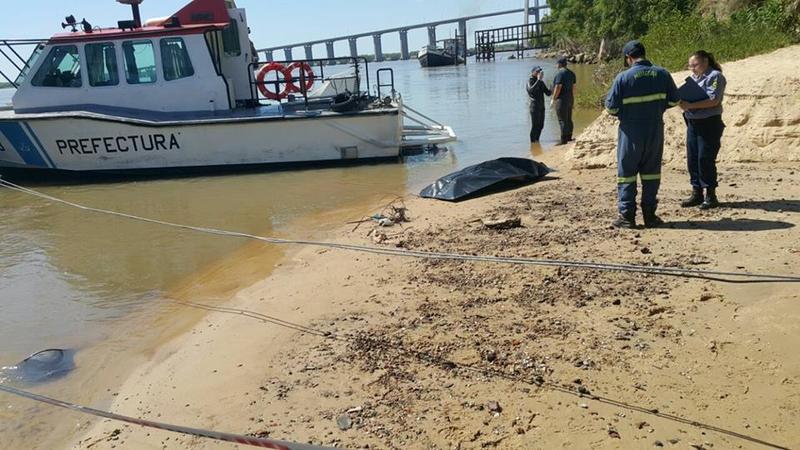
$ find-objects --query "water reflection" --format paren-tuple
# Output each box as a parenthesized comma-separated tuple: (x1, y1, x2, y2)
(530, 142, 545, 157)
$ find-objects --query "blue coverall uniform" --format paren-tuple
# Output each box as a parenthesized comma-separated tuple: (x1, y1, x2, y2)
(684, 69, 727, 189)
(605, 60, 679, 218)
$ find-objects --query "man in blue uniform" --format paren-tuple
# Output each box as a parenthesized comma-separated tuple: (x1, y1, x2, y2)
(551, 57, 576, 145)
(605, 40, 679, 229)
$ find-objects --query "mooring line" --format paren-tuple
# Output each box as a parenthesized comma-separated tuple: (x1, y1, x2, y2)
(0, 384, 336, 449)
(1, 178, 798, 284)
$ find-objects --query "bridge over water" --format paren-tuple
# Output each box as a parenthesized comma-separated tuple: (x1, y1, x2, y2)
(257, 0, 549, 62)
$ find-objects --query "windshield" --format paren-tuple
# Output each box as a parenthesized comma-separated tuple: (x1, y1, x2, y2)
(14, 44, 45, 86)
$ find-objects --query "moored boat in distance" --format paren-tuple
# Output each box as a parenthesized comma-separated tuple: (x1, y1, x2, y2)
(418, 39, 465, 68)
(0, 0, 456, 180)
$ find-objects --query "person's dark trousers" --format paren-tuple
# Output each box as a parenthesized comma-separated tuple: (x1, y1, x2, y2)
(555, 99, 574, 143)
(530, 106, 545, 142)
(617, 120, 665, 217)
(686, 115, 725, 189)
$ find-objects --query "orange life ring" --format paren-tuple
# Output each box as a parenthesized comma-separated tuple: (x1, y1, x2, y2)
(256, 62, 292, 100)
(285, 62, 315, 93)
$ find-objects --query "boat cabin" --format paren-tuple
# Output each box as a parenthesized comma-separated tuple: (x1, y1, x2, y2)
(12, 0, 256, 114)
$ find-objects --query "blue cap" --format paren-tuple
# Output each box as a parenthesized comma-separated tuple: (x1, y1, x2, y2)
(556, 56, 568, 66)
(623, 40, 646, 58)
(531, 65, 543, 74)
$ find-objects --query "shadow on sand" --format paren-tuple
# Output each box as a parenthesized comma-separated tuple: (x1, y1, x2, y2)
(665, 218, 795, 232)
(725, 199, 800, 213)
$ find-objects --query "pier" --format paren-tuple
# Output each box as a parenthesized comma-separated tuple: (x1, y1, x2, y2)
(474, 22, 554, 61)
(257, 1, 549, 62)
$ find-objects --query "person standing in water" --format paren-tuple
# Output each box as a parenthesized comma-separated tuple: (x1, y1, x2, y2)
(679, 50, 727, 210)
(551, 56, 576, 145)
(527, 66, 551, 143)
(605, 40, 680, 229)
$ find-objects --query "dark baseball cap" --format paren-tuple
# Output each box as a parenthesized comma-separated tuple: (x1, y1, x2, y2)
(623, 40, 646, 58)
(531, 65, 543, 74)
(556, 56, 568, 66)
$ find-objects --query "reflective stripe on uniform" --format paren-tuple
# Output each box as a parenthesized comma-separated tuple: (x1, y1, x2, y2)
(641, 173, 661, 181)
(606, 108, 619, 115)
(618, 176, 637, 184)
(622, 93, 667, 105)
(667, 101, 679, 107)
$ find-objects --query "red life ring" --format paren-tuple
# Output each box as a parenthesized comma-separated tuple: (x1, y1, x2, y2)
(256, 62, 292, 100)
(285, 62, 315, 93)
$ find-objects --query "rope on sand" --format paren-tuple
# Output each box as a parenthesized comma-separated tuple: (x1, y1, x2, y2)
(0, 384, 337, 450)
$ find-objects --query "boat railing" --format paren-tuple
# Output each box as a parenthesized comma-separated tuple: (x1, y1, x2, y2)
(0, 39, 47, 89)
(248, 56, 395, 110)
(376, 68, 395, 100)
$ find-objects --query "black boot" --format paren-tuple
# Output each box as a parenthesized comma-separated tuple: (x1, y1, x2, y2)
(700, 188, 720, 210)
(611, 212, 637, 229)
(680, 188, 704, 208)
(643, 209, 664, 228)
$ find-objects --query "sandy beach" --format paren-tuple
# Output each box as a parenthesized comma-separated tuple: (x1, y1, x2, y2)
(71, 47, 800, 450)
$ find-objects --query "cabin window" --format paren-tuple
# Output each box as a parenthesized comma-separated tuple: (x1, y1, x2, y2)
(15, 44, 45, 86)
(222, 20, 241, 56)
(122, 40, 157, 84)
(31, 45, 82, 88)
(160, 38, 195, 81)
(86, 43, 119, 87)
(204, 31, 223, 75)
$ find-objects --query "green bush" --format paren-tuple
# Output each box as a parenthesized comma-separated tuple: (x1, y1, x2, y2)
(575, 62, 624, 108)
(644, 4, 794, 71)
(574, 0, 798, 108)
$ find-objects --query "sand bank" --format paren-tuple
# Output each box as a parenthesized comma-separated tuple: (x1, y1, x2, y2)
(569, 45, 800, 168)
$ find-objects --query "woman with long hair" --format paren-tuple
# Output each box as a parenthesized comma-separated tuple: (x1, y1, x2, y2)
(679, 50, 727, 209)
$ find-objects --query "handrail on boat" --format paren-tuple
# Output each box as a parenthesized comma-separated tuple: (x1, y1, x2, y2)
(247, 56, 382, 109)
(376, 68, 395, 100)
(402, 102, 446, 129)
(0, 38, 47, 89)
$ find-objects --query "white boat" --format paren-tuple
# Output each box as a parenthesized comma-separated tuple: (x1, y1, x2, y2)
(0, 0, 455, 179)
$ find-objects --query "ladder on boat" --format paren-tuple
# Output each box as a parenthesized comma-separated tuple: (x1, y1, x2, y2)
(399, 101, 457, 150)
(374, 69, 456, 150)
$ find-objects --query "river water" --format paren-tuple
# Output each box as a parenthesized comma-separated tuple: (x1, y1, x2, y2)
(0, 58, 600, 448)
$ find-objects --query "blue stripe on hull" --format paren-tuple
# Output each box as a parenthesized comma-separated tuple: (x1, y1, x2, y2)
(22, 123, 57, 169)
(0, 122, 50, 168)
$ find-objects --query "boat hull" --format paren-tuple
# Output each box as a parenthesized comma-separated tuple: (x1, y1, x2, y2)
(0, 110, 402, 179)
(418, 51, 461, 68)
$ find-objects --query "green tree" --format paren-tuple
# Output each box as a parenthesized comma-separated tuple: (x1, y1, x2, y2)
(547, 0, 697, 51)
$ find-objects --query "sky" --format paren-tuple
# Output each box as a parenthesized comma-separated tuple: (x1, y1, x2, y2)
(0, 0, 542, 80)
(7, 1, 536, 47)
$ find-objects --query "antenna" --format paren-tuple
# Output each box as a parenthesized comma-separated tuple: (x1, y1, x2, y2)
(117, 0, 144, 28)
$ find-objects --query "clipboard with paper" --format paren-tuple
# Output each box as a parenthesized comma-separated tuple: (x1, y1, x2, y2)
(678, 76, 710, 102)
